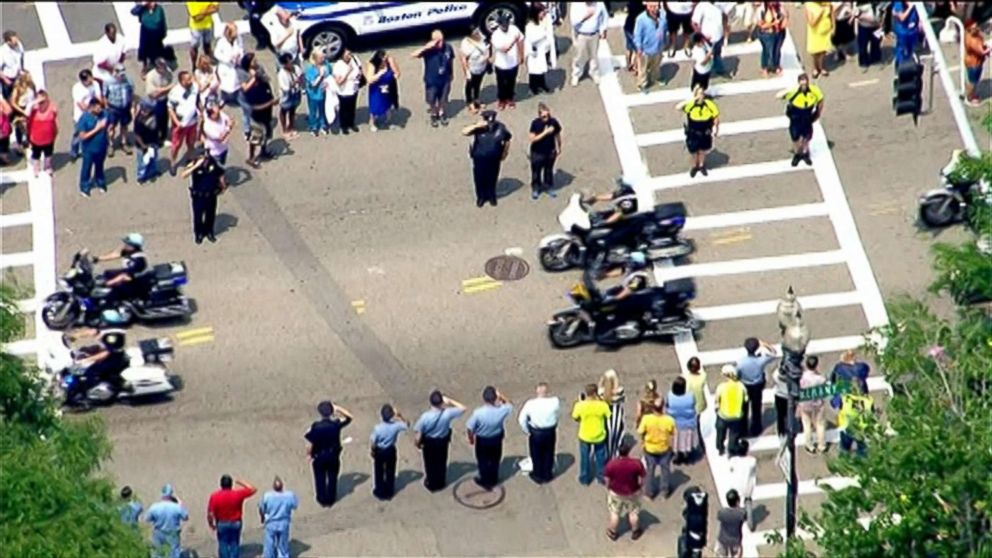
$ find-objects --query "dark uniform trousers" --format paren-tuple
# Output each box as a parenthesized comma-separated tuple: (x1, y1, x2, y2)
(191, 192, 218, 239)
(530, 151, 556, 193)
(474, 433, 504, 489)
(372, 445, 397, 500)
(312, 447, 341, 507)
(744, 382, 765, 437)
(422, 434, 451, 492)
(528, 425, 557, 483)
(472, 156, 502, 206)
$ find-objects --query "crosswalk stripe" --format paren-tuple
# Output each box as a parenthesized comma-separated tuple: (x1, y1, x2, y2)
(684, 203, 831, 231)
(653, 250, 848, 283)
(34, 3, 71, 52)
(611, 40, 763, 69)
(0, 251, 35, 269)
(751, 476, 859, 501)
(0, 168, 33, 185)
(3, 337, 38, 356)
(0, 212, 34, 229)
(691, 291, 863, 322)
(636, 116, 789, 147)
(696, 335, 867, 367)
(644, 158, 809, 192)
(113, 2, 143, 50)
(625, 72, 800, 106)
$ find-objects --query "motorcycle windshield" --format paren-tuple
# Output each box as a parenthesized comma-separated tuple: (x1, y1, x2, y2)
(558, 197, 592, 232)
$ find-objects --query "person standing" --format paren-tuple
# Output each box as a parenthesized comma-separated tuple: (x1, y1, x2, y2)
(92, 23, 126, 86)
(26, 90, 57, 177)
(258, 477, 299, 558)
(837, 383, 873, 457)
(413, 390, 467, 492)
(201, 98, 232, 165)
(517, 382, 560, 484)
(756, 3, 785, 78)
(366, 50, 396, 131)
(637, 401, 675, 499)
(71, 70, 103, 162)
(144, 58, 173, 146)
(276, 53, 302, 138)
(103, 64, 134, 157)
(369, 403, 409, 500)
(135, 2, 167, 73)
(268, 8, 302, 64)
(207, 474, 257, 558)
(853, 2, 883, 70)
(167, 71, 199, 175)
(633, 2, 668, 92)
(466, 386, 513, 490)
(216, 23, 250, 138)
(132, 98, 160, 183)
(239, 0, 272, 50)
(683, 357, 708, 429)
(411, 31, 455, 127)
(798, 355, 828, 454)
(459, 28, 491, 109)
(777, 72, 824, 168)
(829, 349, 870, 408)
(524, 4, 552, 95)
(194, 55, 221, 107)
(664, 1, 696, 57)
(689, 32, 714, 93)
(9, 72, 36, 154)
(692, 1, 728, 77)
(714, 364, 747, 456)
(891, 1, 920, 67)
(570, 2, 608, 86)
(182, 151, 226, 244)
(76, 98, 109, 197)
(675, 85, 720, 177)
(634, 380, 662, 427)
(146, 484, 189, 558)
(119, 486, 143, 526)
(572, 383, 612, 485)
(462, 110, 512, 208)
(599, 369, 626, 459)
(716, 489, 748, 557)
(964, 19, 990, 107)
(667, 376, 699, 464)
(303, 50, 330, 136)
(186, 1, 219, 68)
(0, 30, 25, 101)
(736, 337, 777, 437)
(491, 13, 525, 107)
(241, 53, 277, 167)
(528, 102, 562, 200)
(332, 48, 362, 134)
(0, 97, 11, 167)
(603, 436, 646, 541)
(726, 440, 757, 532)
(305, 400, 353, 507)
(805, 2, 834, 78)
(623, 1, 647, 72)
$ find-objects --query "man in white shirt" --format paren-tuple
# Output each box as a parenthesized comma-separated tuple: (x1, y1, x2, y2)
(518, 382, 561, 484)
(692, 1, 729, 76)
(92, 23, 126, 85)
(726, 439, 757, 531)
(0, 30, 25, 100)
(570, 2, 608, 86)
(167, 71, 200, 174)
(264, 8, 303, 63)
(214, 23, 251, 138)
(70, 69, 104, 160)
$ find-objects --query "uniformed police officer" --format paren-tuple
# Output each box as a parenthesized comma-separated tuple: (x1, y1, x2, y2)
(413, 391, 467, 492)
(465, 386, 513, 490)
(583, 180, 640, 256)
(777, 73, 824, 167)
(304, 400, 353, 507)
(181, 151, 227, 244)
(675, 85, 720, 178)
(93, 233, 149, 300)
(462, 110, 512, 207)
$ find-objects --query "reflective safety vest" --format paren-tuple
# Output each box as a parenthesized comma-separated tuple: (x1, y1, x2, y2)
(837, 393, 873, 431)
(684, 99, 719, 132)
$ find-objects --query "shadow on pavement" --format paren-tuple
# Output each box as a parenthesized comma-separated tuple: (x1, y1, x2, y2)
(498, 454, 526, 483)
(496, 177, 524, 199)
(226, 166, 252, 187)
(394, 469, 424, 495)
(336, 472, 370, 501)
(240, 539, 313, 558)
(550, 169, 575, 192)
(215, 213, 239, 237)
(554, 452, 576, 477)
(447, 461, 477, 485)
(752, 503, 771, 528)
(704, 149, 731, 169)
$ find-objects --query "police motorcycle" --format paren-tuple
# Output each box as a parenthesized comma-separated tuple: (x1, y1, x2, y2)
(44, 330, 179, 409)
(547, 263, 701, 348)
(538, 179, 694, 272)
(41, 247, 192, 330)
(918, 149, 991, 228)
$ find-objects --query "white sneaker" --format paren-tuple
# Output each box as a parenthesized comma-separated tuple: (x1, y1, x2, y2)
(570, 76, 580, 87)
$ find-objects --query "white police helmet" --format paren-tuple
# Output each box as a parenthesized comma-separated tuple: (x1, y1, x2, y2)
(122, 233, 144, 249)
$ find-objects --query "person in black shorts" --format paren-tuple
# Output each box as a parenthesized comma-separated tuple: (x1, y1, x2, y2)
(676, 85, 720, 178)
(664, 1, 696, 57)
(241, 52, 277, 168)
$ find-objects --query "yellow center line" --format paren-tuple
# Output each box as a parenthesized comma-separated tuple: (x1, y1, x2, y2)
(351, 300, 366, 307)
(461, 276, 499, 287)
(177, 334, 214, 347)
(175, 327, 214, 340)
(462, 282, 502, 294)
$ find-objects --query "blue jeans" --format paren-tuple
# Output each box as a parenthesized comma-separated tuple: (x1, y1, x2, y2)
(136, 146, 158, 182)
(151, 530, 181, 558)
(221, 90, 252, 137)
(306, 95, 327, 132)
(216, 520, 242, 558)
(840, 431, 867, 457)
(263, 524, 291, 558)
(70, 131, 80, 158)
(894, 32, 917, 66)
(577, 440, 607, 485)
(711, 38, 726, 75)
(757, 31, 781, 70)
(643, 450, 673, 497)
(79, 150, 106, 193)
(857, 25, 882, 67)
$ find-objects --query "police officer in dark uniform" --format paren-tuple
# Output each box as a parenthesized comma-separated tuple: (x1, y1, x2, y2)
(462, 110, 512, 207)
(777, 73, 824, 167)
(94, 233, 149, 300)
(583, 180, 641, 254)
(237, 1, 273, 50)
(676, 85, 720, 178)
(304, 400, 353, 507)
(181, 151, 227, 244)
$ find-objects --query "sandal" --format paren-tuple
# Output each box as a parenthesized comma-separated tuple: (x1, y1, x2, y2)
(812, 70, 820, 79)
(606, 529, 619, 541)
(631, 529, 644, 541)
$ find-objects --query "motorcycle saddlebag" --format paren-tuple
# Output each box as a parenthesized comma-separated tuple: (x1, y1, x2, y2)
(152, 262, 189, 288)
(663, 278, 696, 302)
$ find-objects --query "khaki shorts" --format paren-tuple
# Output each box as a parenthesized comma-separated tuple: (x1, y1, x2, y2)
(190, 28, 214, 49)
(607, 491, 641, 516)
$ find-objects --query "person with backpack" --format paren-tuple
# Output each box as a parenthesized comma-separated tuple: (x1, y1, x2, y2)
(777, 73, 824, 167)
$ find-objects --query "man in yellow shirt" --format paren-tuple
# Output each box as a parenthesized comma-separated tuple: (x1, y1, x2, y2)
(637, 401, 675, 499)
(714, 364, 748, 456)
(186, 2, 220, 67)
(777, 72, 824, 167)
(571, 384, 611, 485)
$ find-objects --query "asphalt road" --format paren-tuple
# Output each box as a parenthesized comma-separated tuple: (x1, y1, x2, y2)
(0, 3, 977, 557)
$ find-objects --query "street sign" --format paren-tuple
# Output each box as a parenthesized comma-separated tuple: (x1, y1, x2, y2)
(777, 444, 791, 479)
(798, 381, 850, 402)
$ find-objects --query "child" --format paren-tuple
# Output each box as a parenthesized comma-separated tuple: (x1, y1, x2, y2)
(690, 33, 714, 93)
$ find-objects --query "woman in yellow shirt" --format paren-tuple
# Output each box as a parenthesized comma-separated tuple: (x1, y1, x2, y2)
(805, 2, 834, 78)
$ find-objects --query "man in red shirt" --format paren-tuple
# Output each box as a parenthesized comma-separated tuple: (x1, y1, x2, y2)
(207, 474, 257, 558)
(603, 435, 646, 541)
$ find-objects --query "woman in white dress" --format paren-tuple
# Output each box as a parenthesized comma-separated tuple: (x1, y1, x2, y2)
(323, 56, 339, 131)
(524, 5, 551, 95)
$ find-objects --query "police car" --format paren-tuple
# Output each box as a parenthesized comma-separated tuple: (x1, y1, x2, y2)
(261, 2, 529, 59)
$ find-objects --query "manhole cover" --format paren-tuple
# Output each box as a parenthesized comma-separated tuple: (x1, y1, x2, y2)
(452, 477, 506, 509)
(485, 255, 530, 281)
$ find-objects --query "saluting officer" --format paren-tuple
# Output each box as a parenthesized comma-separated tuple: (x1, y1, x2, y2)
(304, 400, 353, 508)
(462, 110, 512, 208)
(777, 73, 824, 167)
(675, 85, 720, 178)
(413, 391, 467, 492)
(466, 386, 513, 490)
(181, 151, 227, 244)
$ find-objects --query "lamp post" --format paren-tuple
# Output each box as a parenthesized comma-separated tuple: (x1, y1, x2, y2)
(781, 310, 810, 539)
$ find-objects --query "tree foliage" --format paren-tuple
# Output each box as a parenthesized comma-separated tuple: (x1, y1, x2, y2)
(0, 285, 147, 558)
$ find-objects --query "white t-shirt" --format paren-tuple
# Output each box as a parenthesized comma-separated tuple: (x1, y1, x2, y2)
(277, 64, 301, 98)
(272, 21, 301, 59)
(333, 56, 361, 96)
(491, 26, 523, 70)
(92, 35, 126, 83)
(727, 455, 757, 499)
(524, 22, 550, 75)
(201, 112, 231, 157)
(460, 37, 490, 75)
(168, 83, 200, 127)
(0, 42, 24, 80)
(665, 1, 695, 16)
(691, 43, 712, 74)
(214, 36, 245, 94)
(71, 81, 102, 122)
(692, 2, 725, 43)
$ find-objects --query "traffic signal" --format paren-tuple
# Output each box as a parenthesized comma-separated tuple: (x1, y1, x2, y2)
(893, 60, 923, 122)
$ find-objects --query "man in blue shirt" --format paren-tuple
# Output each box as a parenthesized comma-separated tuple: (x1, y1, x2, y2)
(735, 337, 778, 437)
(466, 386, 513, 490)
(76, 97, 109, 197)
(369, 403, 409, 500)
(119, 486, 143, 526)
(258, 476, 299, 558)
(413, 390, 467, 492)
(412, 30, 455, 127)
(145, 484, 189, 558)
(891, 2, 919, 66)
(633, 2, 667, 92)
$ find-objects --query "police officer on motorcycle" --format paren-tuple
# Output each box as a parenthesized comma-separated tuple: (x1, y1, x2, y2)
(67, 328, 129, 403)
(584, 179, 639, 227)
(93, 233, 149, 298)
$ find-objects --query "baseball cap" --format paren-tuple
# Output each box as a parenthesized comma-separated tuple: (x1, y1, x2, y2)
(161, 484, 174, 497)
